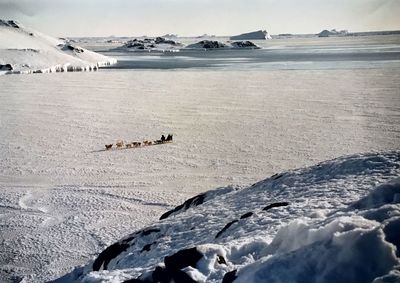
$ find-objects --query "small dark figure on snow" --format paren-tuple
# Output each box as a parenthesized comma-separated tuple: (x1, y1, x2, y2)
(166, 134, 173, 142)
(161, 135, 166, 142)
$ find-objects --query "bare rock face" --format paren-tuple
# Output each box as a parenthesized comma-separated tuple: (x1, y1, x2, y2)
(122, 37, 182, 51)
(160, 193, 206, 220)
(59, 44, 85, 53)
(122, 247, 204, 283)
(154, 37, 180, 45)
(0, 64, 13, 71)
(0, 20, 20, 28)
(186, 40, 227, 49)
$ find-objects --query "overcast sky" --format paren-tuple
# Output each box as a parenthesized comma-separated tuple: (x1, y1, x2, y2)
(0, 0, 399, 37)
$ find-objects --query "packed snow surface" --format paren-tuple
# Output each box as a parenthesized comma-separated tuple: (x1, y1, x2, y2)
(0, 20, 116, 74)
(55, 151, 400, 283)
(1, 33, 400, 282)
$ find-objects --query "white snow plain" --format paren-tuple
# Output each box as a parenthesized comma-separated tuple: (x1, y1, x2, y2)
(0, 20, 116, 75)
(0, 29, 400, 282)
(0, 68, 399, 282)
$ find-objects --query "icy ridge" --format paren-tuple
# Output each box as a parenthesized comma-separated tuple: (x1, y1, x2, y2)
(0, 19, 116, 75)
(54, 151, 400, 283)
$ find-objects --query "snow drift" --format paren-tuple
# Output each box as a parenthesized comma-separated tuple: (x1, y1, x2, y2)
(54, 151, 400, 283)
(0, 20, 116, 75)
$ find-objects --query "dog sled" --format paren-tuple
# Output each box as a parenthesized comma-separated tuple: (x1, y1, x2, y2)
(103, 134, 173, 151)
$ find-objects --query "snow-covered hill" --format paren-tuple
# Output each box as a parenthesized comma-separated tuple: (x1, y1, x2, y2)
(54, 151, 400, 283)
(0, 20, 116, 75)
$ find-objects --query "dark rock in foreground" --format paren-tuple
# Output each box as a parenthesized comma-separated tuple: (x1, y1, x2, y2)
(52, 152, 400, 283)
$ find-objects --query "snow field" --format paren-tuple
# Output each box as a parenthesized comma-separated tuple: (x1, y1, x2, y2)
(58, 152, 400, 282)
(0, 68, 399, 282)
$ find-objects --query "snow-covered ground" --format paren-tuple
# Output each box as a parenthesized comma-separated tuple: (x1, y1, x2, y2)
(0, 20, 116, 74)
(0, 67, 399, 282)
(55, 151, 400, 283)
(1, 27, 400, 282)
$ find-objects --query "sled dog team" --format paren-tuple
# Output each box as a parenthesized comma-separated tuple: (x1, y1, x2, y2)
(105, 134, 173, 150)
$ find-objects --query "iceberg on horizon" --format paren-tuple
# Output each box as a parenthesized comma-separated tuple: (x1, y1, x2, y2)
(318, 29, 349, 37)
(230, 30, 272, 40)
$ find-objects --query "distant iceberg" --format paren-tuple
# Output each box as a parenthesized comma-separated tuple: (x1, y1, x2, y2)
(318, 29, 349, 37)
(161, 34, 178, 38)
(230, 30, 272, 40)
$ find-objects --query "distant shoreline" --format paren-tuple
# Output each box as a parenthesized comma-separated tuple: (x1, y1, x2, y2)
(69, 30, 400, 40)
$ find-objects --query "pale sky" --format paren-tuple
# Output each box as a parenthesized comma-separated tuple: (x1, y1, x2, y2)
(0, 0, 399, 37)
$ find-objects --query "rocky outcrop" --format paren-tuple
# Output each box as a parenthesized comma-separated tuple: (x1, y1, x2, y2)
(53, 152, 400, 283)
(0, 63, 13, 71)
(60, 44, 85, 53)
(186, 40, 227, 49)
(0, 20, 20, 28)
(230, 41, 260, 49)
(121, 37, 182, 51)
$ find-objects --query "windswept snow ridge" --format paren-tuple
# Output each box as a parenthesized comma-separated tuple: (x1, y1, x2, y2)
(54, 151, 400, 283)
(0, 20, 116, 75)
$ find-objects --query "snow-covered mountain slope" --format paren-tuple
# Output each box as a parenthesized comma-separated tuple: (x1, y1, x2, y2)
(54, 151, 400, 283)
(0, 20, 116, 75)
